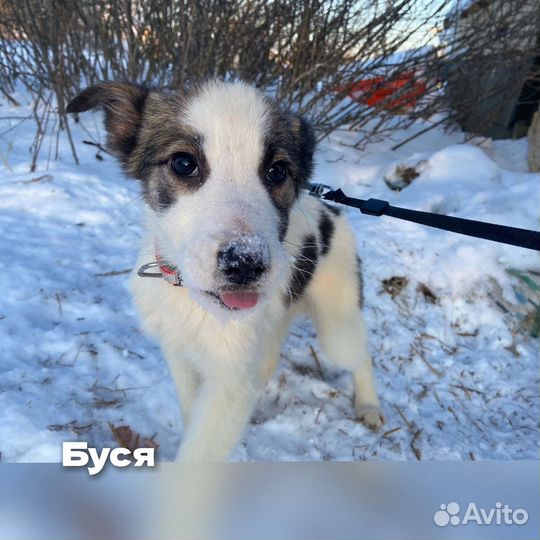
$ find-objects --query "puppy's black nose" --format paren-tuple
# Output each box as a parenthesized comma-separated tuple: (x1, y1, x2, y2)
(217, 237, 270, 286)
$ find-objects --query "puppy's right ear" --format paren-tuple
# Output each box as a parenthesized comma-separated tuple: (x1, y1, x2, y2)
(67, 82, 149, 160)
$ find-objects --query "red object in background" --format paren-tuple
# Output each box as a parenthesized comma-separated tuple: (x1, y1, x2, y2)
(341, 71, 427, 110)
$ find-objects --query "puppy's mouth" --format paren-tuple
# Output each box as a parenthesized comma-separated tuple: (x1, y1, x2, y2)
(204, 289, 260, 311)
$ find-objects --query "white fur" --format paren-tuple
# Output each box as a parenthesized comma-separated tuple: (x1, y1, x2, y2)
(131, 81, 383, 462)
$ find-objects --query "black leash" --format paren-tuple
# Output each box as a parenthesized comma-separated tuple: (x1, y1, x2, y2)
(307, 184, 540, 251)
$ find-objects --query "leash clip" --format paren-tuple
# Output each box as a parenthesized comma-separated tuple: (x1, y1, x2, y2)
(307, 183, 334, 198)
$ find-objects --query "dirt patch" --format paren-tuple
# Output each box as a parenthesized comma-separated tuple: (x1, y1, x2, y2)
(416, 282, 439, 304)
(382, 276, 409, 297)
(384, 163, 422, 191)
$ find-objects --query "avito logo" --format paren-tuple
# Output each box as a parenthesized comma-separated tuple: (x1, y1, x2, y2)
(434, 502, 528, 527)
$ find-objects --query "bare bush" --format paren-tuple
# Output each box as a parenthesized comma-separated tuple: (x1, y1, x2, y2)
(0, 0, 539, 168)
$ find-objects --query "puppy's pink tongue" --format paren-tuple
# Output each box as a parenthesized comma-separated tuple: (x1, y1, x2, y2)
(219, 291, 259, 309)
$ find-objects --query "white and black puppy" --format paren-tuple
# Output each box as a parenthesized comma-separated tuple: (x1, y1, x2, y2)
(68, 80, 384, 462)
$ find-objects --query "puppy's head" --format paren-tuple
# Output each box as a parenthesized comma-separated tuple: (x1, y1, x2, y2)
(68, 80, 315, 313)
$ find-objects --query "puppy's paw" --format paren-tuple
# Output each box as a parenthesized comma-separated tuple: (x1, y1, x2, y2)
(356, 404, 385, 431)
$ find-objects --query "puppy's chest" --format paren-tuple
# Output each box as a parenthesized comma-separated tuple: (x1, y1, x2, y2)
(137, 279, 273, 360)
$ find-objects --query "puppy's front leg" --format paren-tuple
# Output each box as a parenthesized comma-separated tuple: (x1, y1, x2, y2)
(176, 370, 258, 462)
(162, 344, 200, 431)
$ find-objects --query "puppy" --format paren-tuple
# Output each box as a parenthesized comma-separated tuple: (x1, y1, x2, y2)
(67, 80, 384, 461)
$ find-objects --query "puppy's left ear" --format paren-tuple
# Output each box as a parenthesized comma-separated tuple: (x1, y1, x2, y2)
(67, 81, 149, 161)
(292, 113, 316, 179)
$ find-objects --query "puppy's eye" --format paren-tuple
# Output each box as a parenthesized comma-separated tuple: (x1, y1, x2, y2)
(170, 153, 199, 177)
(266, 161, 288, 184)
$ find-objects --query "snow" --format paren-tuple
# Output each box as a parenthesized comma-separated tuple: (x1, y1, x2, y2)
(217, 236, 271, 270)
(0, 91, 538, 462)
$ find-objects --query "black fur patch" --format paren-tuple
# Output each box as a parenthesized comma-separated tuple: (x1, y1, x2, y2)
(285, 234, 318, 304)
(136, 135, 210, 211)
(318, 211, 335, 256)
(277, 210, 290, 242)
(357, 255, 364, 307)
(155, 182, 175, 210)
(129, 92, 211, 211)
(260, 106, 316, 242)
(322, 202, 341, 216)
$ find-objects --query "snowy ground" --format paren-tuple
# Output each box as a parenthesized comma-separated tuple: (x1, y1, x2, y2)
(1, 92, 539, 462)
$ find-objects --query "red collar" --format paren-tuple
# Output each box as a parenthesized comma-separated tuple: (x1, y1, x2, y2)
(155, 252, 182, 286)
